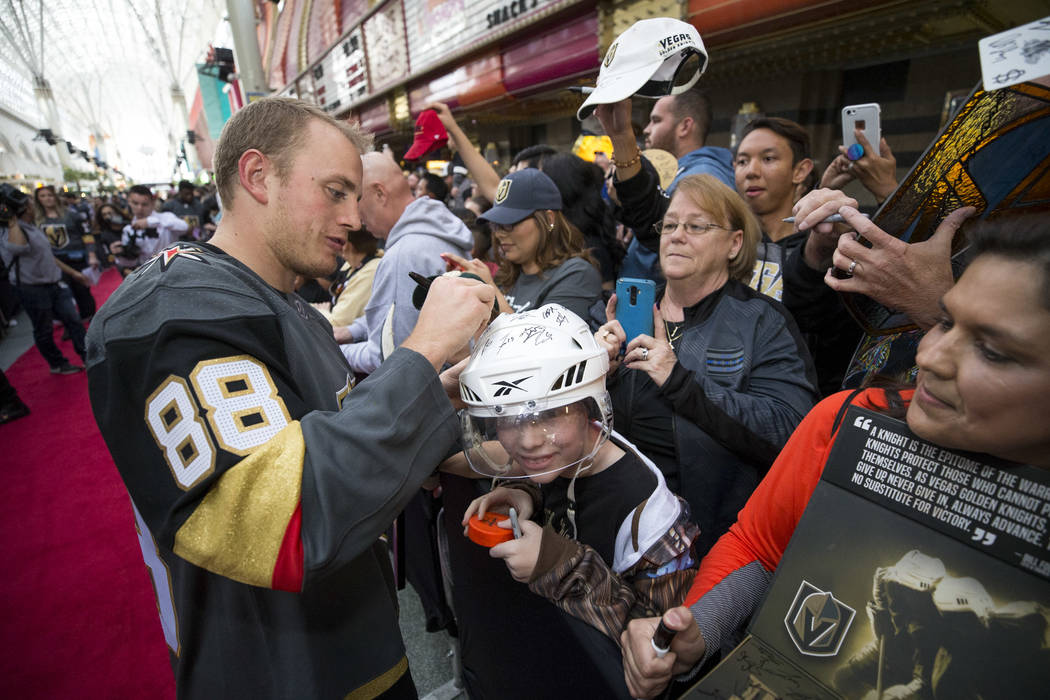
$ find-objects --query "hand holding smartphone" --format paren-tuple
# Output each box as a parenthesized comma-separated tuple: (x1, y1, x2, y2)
(615, 278, 656, 344)
(842, 103, 881, 157)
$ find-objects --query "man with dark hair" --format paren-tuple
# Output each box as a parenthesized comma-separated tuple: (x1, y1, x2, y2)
(598, 86, 734, 281)
(415, 171, 449, 203)
(114, 184, 188, 275)
(87, 97, 495, 698)
(735, 117, 814, 242)
(735, 117, 863, 395)
(510, 143, 557, 171)
(161, 179, 203, 238)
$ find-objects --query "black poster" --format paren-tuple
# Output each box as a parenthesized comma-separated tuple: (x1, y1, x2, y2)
(685, 407, 1050, 699)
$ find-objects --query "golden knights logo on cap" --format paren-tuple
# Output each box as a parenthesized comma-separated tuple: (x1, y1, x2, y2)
(603, 42, 618, 68)
(495, 179, 512, 204)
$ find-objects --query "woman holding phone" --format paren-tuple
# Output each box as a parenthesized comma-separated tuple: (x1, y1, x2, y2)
(595, 174, 818, 557)
(441, 168, 603, 325)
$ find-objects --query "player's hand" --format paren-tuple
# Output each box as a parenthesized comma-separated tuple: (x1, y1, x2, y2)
(332, 326, 353, 344)
(594, 294, 626, 366)
(489, 519, 542, 582)
(824, 205, 975, 329)
(404, 275, 495, 370)
(131, 217, 150, 230)
(71, 270, 91, 287)
(621, 607, 706, 698)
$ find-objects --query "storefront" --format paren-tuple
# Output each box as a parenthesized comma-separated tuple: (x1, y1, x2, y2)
(265, 0, 1045, 191)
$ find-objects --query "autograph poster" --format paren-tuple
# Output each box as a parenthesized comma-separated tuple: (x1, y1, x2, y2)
(684, 408, 1050, 699)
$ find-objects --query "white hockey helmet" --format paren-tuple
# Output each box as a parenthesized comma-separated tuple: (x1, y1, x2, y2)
(933, 576, 994, 621)
(886, 550, 946, 592)
(459, 304, 612, 479)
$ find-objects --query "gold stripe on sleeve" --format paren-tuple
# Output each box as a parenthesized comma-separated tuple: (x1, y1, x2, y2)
(344, 656, 409, 700)
(174, 420, 305, 588)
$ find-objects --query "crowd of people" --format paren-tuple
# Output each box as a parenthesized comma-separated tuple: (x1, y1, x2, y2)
(1, 15, 1047, 700)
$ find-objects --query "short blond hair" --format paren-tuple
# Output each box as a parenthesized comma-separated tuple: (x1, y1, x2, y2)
(669, 174, 760, 283)
(213, 97, 373, 210)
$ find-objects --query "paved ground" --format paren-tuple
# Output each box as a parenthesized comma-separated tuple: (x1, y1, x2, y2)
(397, 585, 463, 699)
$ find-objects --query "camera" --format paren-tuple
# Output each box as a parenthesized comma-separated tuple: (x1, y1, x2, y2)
(0, 184, 30, 224)
(121, 227, 159, 260)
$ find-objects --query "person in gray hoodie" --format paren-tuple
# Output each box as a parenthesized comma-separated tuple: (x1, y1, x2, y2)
(340, 152, 473, 374)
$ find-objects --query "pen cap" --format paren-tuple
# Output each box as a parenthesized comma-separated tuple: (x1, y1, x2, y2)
(411, 271, 500, 321)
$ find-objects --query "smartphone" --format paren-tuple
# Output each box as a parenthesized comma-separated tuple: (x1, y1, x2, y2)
(842, 103, 881, 156)
(615, 278, 656, 343)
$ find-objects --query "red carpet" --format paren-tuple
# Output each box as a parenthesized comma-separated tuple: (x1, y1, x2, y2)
(0, 269, 175, 699)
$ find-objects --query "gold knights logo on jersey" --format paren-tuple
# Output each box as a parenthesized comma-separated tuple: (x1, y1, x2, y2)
(44, 223, 69, 249)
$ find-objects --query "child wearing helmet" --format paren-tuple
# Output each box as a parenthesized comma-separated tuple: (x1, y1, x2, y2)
(456, 303, 699, 644)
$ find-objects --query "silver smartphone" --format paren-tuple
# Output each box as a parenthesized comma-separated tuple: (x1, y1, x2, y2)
(842, 103, 881, 156)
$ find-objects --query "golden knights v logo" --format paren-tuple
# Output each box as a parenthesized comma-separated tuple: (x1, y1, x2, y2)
(44, 223, 69, 249)
(784, 580, 855, 657)
(603, 42, 618, 68)
(494, 179, 512, 204)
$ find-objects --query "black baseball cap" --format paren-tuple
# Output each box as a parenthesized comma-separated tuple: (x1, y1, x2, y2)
(478, 168, 563, 226)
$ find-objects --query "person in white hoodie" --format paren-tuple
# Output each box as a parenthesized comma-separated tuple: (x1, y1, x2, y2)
(339, 152, 473, 374)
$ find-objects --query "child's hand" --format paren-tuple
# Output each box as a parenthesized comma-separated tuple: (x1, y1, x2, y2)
(461, 486, 534, 535)
(490, 520, 543, 581)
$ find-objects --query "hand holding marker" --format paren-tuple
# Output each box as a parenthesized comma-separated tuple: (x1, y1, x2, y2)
(651, 618, 676, 658)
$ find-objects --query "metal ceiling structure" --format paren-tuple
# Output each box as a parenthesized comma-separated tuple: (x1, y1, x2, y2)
(0, 0, 226, 182)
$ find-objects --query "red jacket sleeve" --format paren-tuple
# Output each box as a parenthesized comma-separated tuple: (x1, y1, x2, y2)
(685, 388, 895, 605)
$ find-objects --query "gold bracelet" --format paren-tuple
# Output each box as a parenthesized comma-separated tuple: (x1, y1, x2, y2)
(612, 150, 641, 169)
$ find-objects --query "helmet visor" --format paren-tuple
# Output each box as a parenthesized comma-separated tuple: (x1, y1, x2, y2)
(461, 397, 609, 480)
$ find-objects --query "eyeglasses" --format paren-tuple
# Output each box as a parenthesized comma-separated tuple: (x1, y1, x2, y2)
(654, 220, 729, 237)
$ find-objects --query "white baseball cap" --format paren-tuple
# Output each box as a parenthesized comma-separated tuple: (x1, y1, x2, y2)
(577, 18, 708, 121)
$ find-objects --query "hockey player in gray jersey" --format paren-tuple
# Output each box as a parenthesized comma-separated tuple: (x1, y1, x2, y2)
(87, 98, 495, 699)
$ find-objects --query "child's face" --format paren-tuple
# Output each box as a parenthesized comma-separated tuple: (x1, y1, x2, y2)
(496, 403, 591, 483)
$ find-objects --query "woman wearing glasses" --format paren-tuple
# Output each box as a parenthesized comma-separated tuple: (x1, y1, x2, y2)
(596, 173, 818, 557)
(441, 168, 603, 325)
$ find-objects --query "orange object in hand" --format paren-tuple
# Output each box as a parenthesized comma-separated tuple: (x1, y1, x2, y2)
(467, 512, 514, 547)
